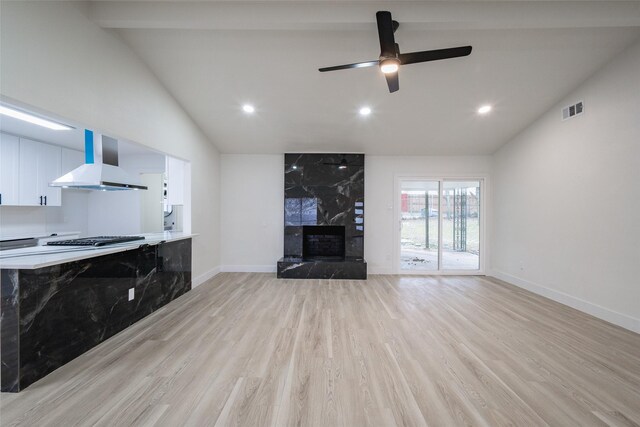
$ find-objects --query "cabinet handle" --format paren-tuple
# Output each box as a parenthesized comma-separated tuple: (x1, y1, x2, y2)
(44, 196, 47, 206)
(40, 196, 43, 205)
(0, 193, 2, 205)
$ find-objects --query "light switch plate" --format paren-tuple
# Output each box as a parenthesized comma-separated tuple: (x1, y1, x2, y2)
(128, 288, 135, 301)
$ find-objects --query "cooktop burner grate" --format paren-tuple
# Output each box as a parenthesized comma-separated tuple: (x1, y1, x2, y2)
(47, 236, 145, 247)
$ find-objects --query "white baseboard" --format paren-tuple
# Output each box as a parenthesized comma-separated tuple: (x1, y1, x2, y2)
(192, 266, 221, 288)
(491, 269, 640, 334)
(221, 265, 277, 273)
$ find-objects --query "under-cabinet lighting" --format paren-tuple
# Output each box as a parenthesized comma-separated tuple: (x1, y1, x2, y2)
(0, 105, 73, 130)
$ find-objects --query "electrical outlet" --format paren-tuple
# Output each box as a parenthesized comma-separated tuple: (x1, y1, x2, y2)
(128, 288, 135, 301)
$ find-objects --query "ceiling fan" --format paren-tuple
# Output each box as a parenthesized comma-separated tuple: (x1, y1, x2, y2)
(318, 11, 472, 93)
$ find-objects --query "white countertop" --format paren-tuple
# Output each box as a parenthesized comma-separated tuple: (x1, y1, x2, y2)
(0, 232, 195, 270)
(0, 231, 80, 241)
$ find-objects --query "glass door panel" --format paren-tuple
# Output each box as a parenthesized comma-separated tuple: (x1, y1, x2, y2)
(400, 181, 439, 271)
(441, 181, 480, 270)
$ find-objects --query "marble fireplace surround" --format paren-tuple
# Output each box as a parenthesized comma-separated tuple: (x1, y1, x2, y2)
(277, 153, 366, 280)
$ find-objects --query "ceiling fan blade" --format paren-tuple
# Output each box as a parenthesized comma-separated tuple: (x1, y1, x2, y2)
(399, 46, 472, 65)
(385, 72, 399, 93)
(318, 60, 378, 72)
(376, 11, 396, 58)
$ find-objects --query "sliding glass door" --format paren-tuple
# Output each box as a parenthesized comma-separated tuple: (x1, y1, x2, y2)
(398, 178, 482, 273)
(441, 181, 481, 270)
(400, 181, 439, 271)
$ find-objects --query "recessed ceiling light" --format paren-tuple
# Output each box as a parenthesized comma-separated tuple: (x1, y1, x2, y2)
(0, 105, 73, 130)
(478, 105, 492, 115)
(242, 104, 255, 114)
(359, 106, 372, 116)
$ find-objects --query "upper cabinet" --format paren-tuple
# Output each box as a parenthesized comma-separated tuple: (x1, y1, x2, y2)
(0, 133, 74, 207)
(165, 156, 186, 206)
(0, 133, 20, 205)
(18, 138, 62, 206)
(38, 142, 62, 206)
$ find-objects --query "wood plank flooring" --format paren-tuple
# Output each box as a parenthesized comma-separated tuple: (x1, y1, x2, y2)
(1, 273, 639, 426)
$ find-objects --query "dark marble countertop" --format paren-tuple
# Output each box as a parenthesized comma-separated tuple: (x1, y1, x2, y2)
(0, 232, 195, 270)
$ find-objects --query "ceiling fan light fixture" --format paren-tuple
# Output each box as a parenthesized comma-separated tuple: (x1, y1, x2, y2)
(380, 58, 399, 74)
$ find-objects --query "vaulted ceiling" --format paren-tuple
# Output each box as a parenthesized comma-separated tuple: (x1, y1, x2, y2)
(88, 1, 640, 155)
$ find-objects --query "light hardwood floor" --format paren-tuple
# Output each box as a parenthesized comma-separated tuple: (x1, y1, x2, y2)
(1, 273, 639, 426)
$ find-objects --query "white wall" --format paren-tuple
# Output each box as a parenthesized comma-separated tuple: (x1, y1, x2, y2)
(219, 154, 492, 273)
(491, 38, 640, 332)
(220, 155, 283, 271)
(1, 2, 221, 284)
(87, 152, 165, 236)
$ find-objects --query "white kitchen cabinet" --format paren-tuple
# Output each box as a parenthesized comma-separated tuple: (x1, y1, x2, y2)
(0, 133, 20, 205)
(165, 156, 185, 206)
(39, 142, 62, 206)
(61, 147, 84, 175)
(18, 138, 61, 206)
(18, 138, 39, 206)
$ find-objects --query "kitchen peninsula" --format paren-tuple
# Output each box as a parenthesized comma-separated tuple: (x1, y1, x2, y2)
(0, 232, 193, 392)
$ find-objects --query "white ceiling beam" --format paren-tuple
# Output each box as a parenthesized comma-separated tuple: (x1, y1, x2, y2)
(89, 1, 640, 31)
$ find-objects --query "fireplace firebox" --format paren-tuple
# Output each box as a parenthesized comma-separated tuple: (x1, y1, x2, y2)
(303, 226, 345, 260)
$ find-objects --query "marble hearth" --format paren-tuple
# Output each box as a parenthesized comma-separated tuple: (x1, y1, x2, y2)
(277, 153, 366, 279)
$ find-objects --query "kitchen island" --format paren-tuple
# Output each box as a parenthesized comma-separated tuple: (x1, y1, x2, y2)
(0, 232, 193, 392)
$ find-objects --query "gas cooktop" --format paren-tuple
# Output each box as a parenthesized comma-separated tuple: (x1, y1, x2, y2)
(47, 236, 145, 247)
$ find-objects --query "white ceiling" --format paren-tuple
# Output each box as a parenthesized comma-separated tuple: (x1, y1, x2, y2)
(91, 1, 640, 155)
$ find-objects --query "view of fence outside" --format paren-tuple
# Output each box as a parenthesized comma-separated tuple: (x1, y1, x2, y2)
(401, 181, 480, 270)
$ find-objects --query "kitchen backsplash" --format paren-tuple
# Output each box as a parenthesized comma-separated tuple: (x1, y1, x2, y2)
(0, 191, 89, 238)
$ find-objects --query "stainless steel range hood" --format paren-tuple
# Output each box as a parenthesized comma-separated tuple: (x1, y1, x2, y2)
(50, 130, 147, 191)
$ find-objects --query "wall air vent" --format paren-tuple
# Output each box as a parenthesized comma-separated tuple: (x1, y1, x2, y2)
(562, 101, 584, 121)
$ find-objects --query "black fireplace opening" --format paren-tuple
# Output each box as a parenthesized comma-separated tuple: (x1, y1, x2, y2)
(303, 226, 345, 260)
